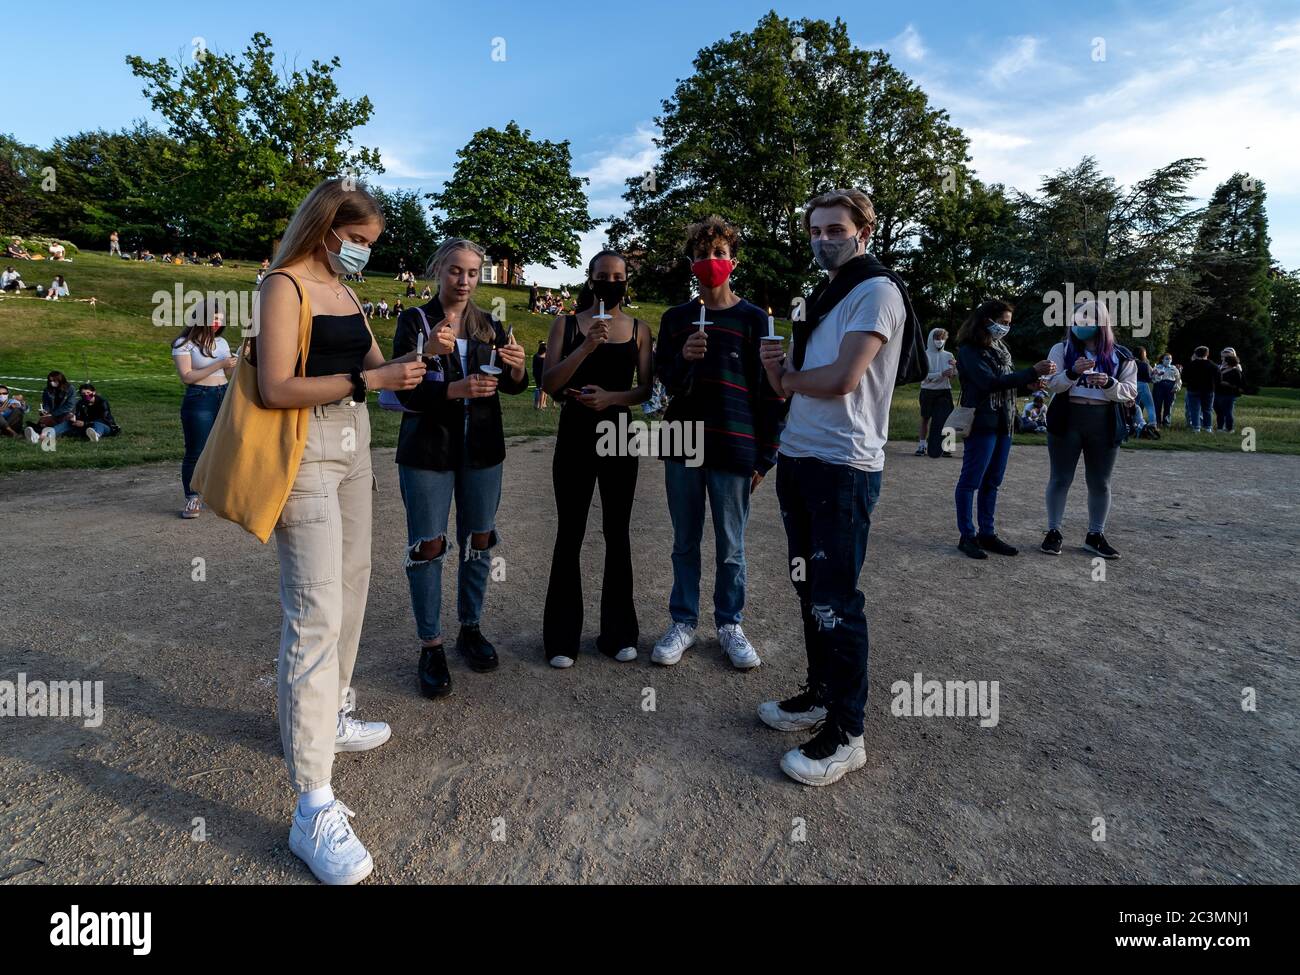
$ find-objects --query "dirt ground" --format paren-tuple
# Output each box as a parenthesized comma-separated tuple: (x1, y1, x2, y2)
(1, 436, 1297, 884)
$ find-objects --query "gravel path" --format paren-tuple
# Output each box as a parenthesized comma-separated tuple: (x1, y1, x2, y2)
(1, 438, 1296, 884)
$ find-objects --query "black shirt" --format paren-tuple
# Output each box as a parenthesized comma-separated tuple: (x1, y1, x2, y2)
(305, 312, 370, 377)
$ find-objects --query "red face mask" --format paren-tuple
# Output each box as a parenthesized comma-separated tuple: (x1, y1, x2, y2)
(691, 258, 733, 288)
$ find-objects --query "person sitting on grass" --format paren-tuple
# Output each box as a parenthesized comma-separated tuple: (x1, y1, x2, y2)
(65, 384, 120, 442)
(45, 275, 69, 300)
(7, 238, 32, 260)
(1018, 391, 1049, 433)
(1, 266, 24, 292)
(0, 386, 30, 438)
(47, 242, 67, 261)
(24, 371, 77, 444)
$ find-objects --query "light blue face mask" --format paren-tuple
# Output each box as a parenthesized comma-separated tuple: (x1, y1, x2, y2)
(1071, 324, 1099, 341)
(326, 228, 371, 275)
(987, 321, 1011, 339)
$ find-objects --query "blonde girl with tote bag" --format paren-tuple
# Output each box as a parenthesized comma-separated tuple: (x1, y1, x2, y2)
(250, 179, 425, 884)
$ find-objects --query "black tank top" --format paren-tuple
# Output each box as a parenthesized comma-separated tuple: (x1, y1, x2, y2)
(305, 312, 370, 376)
(560, 314, 639, 410)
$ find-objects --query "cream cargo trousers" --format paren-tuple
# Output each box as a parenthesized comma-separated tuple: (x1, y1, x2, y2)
(274, 398, 375, 793)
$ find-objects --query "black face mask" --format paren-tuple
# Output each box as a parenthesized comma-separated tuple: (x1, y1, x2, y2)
(590, 279, 626, 307)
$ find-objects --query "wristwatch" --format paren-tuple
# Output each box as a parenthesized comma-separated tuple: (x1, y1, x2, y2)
(349, 367, 368, 403)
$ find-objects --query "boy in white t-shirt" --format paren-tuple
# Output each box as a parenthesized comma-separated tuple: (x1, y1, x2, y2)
(756, 188, 912, 788)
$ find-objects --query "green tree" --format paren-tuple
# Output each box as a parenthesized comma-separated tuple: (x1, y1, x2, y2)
(1010, 156, 1205, 357)
(909, 175, 1022, 331)
(0, 133, 45, 234)
(36, 124, 182, 251)
(606, 12, 968, 308)
(126, 32, 381, 256)
(1174, 174, 1273, 384)
(1268, 266, 1300, 386)
(427, 121, 594, 283)
(369, 186, 436, 275)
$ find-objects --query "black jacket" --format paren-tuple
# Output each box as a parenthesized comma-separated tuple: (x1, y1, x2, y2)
(1182, 358, 1219, 394)
(956, 342, 1039, 436)
(74, 394, 120, 435)
(1218, 365, 1244, 398)
(391, 298, 528, 471)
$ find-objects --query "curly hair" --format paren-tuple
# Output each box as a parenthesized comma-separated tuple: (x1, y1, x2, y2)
(682, 215, 741, 260)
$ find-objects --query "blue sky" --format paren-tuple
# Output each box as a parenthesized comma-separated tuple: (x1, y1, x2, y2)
(8, 0, 1299, 284)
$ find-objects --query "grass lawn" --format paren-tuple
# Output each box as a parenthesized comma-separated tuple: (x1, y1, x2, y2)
(2, 250, 1297, 474)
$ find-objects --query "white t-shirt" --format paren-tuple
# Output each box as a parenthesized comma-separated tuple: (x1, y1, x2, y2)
(780, 276, 906, 472)
(173, 337, 232, 385)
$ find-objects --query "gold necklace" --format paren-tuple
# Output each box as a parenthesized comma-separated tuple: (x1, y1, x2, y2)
(303, 263, 344, 300)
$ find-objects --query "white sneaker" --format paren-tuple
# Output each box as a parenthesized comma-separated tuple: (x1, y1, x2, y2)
(651, 621, 696, 666)
(757, 687, 827, 731)
(334, 703, 391, 753)
(288, 800, 374, 885)
(718, 623, 760, 669)
(780, 723, 867, 787)
(26, 427, 39, 443)
(86, 428, 100, 442)
(914, 441, 927, 455)
(614, 647, 637, 662)
(549, 655, 574, 669)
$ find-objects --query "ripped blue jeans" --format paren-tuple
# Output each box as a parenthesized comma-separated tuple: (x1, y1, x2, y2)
(398, 462, 502, 642)
(775, 454, 880, 737)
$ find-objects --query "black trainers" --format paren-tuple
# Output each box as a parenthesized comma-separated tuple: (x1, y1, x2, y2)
(418, 645, 452, 698)
(958, 535, 988, 559)
(1040, 529, 1063, 555)
(456, 624, 499, 672)
(1083, 532, 1120, 559)
(976, 533, 1019, 556)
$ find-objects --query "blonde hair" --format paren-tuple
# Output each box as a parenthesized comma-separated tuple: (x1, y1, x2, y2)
(269, 179, 384, 273)
(426, 238, 495, 343)
(803, 188, 877, 237)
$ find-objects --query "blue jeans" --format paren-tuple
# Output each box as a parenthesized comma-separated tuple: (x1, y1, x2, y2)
(181, 384, 226, 497)
(954, 431, 1012, 539)
(1185, 390, 1213, 431)
(1214, 393, 1238, 432)
(776, 454, 881, 738)
(1135, 381, 1156, 428)
(399, 462, 502, 642)
(664, 460, 750, 628)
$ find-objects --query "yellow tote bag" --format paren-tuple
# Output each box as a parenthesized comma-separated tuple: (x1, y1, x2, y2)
(192, 270, 313, 543)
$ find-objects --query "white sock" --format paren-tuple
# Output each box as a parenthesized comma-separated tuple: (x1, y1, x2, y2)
(298, 785, 334, 818)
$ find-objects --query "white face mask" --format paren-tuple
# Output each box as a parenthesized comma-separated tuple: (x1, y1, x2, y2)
(325, 228, 371, 275)
(932, 337, 945, 349)
(0, 394, 8, 405)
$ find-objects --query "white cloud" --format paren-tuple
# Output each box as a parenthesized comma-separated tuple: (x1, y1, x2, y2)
(986, 36, 1040, 86)
(893, 25, 927, 62)
(577, 123, 660, 190)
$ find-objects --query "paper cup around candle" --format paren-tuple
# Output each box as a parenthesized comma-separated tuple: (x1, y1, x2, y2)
(480, 364, 502, 376)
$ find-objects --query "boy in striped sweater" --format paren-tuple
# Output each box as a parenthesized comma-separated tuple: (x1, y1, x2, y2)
(651, 216, 789, 669)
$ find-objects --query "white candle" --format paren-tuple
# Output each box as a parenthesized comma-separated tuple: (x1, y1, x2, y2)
(416, 331, 424, 357)
(599, 299, 605, 318)
(489, 348, 497, 368)
(697, 302, 707, 325)
(767, 313, 776, 339)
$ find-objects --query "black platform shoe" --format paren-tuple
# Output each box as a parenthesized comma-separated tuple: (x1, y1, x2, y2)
(419, 644, 452, 698)
(456, 625, 499, 672)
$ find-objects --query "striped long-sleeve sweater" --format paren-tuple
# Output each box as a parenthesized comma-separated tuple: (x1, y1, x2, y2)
(654, 298, 789, 476)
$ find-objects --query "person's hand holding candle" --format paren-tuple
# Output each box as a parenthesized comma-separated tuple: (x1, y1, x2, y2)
(683, 328, 707, 361)
(498, 328, 525, 377)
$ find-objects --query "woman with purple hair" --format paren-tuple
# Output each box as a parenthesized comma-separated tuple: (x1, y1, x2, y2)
(1039, 300, 1138, 559)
